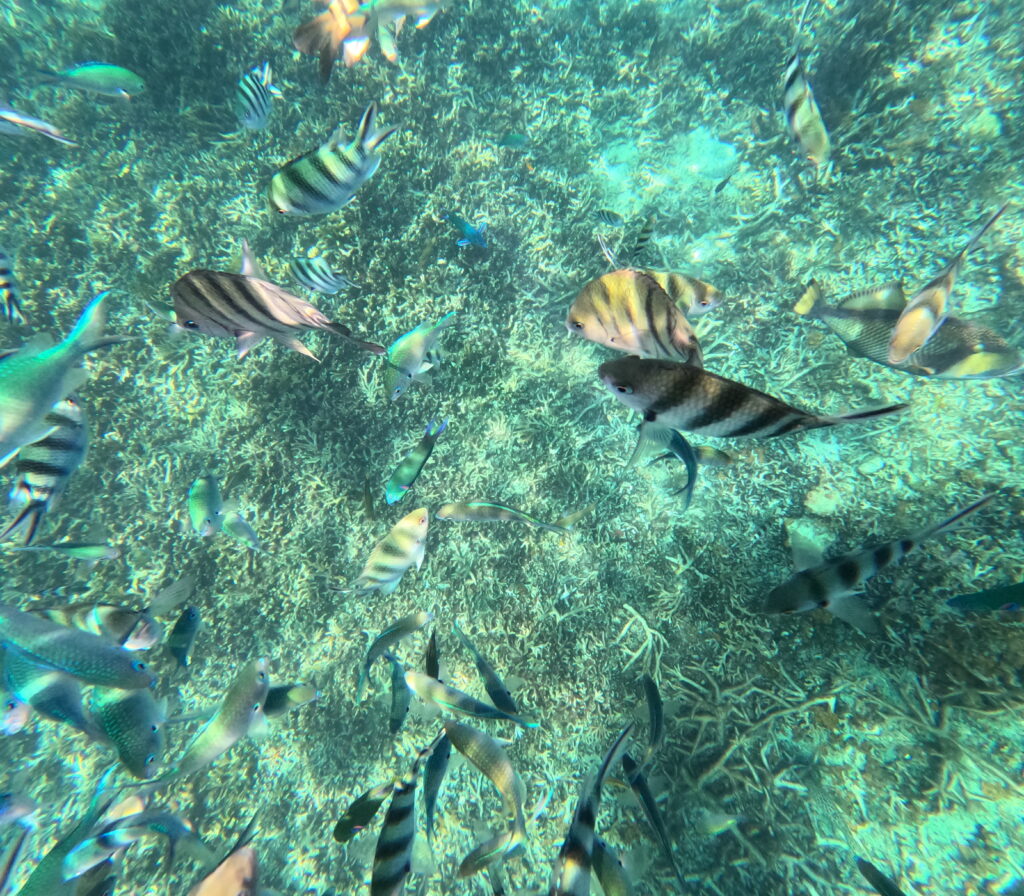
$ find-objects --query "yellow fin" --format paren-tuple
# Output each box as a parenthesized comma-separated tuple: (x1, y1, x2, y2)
(793, 279, 822, 316)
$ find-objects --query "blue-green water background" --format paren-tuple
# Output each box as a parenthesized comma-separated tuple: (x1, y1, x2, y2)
(2, 0, 1023, 893)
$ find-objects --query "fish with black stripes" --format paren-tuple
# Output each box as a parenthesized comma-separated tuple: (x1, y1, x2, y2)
(620, 753, 686, 890)
(405, 670, 537, 728)
(599, 355, 906, 439)
(782, 0, 830, 170)
(0, 247, 25, 325)
(290, 256, 358, 295)
(452, 622, 518, 715)
(386, 653, 411, 734)
(235, 62, 280, 131)
(334, 782, 393, 843)
(352, 508, 429, 595)
(764, 494, 994, 634)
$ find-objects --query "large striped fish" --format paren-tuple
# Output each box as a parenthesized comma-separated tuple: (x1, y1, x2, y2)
(567, 269, 703, 366)
(887, 203, 1008, 364)
(171, 240, 383, 360)
(268, 103, 396, 216)
(353, 507, 429, 594)
(763, 494, 993, 634)
(0, 395, 87, 545)
(599, 356, 906, 439)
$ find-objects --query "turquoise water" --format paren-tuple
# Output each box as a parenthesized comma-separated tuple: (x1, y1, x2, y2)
(1, 0, 1023, 893)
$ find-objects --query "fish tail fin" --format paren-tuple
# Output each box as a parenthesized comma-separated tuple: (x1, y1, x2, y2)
(822, 402, 909, 428)
(920, 493, 995, 541)
(794, 279, 823, 316)
(355, 102, 398, 154)
(293, 5, 353, 83)
(0, 500, 46, 545)
(425, 418, 448, 438)
(958, 202, 1009, 262)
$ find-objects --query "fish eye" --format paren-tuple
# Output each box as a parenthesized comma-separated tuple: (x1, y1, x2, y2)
(133, 660, 147, 671)
(615, 385, 634, 394)
(183, 319, 199, 329)
(252, 702, 262, 711)
(258, 671, 267, 681)
(570, 320, 583, 330)
(146, 754, 156, 764)
(151, 724, 159, 732)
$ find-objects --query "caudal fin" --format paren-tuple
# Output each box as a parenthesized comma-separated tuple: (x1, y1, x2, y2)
(62, 291, 128, 358)
(921, 493, 995, 540)
(828, 402, 909, 425)
(293, 3, 355, 83)
(793, 279, 824, 316)
(354, 102, 398, 155)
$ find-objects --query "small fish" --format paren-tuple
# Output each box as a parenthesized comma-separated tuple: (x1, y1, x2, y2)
(442, 212, 488, 249)
(356, 609, 433, 700)
(0, 102, 76, 146)
(888, 203, 1009, 364)
(496, 132, 528, 149)
(0, 291, 119, 468)
(643, 270, 723, 316)
(422, 731, 450, 842)
(0, 601, 153, 689)
(764, 494, 994, 634)
(290, 256, 358, 295)
(624, 420, 698, 510)
(713, 171, 734, 193)
(452, 622, 518, 715)
(629, 214, 656, 263)
(0, 248, 24, 325)
(35, 601, 161, 650)
(166, 605, 202, 668)
(188, 474, 223, 537)
(264, 681, 319, 718)
(3, 648, 103, 740)
(7, 540, 119, 561)
(620, 753, 686, 890)
(599, 356, 906, 439)
(795, 279, 1024, 380)
(855, 858, 907, 896)
(947, 581, 1023, 614)
(0, 791, 36, 828)
(436, 502, 567, 534)
(353, 508, 429, 595)
(387, 653, 410, 734)
(39, 63, 145, 99)
(91, 686, 166, 779)
(385, 419, 447, 504)
(1, 396, 88, 545)
(592, 838, 633, 896)
(235, 62, 279, 130)
(222, 510, 262, 552)
(595, 209, 625, 228)
(384, 311, 456, 401)
(371, 744, 433, 896)
(166, 657, 269, 778)
(567, 270, 703, 366)
(783, 0, 830, 169)
(172, 241, 383, 360)
(425, 630, 440, 680)
(640, 674, 663, 764)
(444, 719, 527, 877)
(334, 782, 393, 844)
(269, 103, 397, 216)
(2, 694, 30, 734)
(405, 670, 538, 728)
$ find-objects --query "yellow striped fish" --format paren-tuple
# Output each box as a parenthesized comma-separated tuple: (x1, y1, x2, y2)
(782, 0, 830, 170)
(354, 508, 429, 594)
(644, 270, 723, 316)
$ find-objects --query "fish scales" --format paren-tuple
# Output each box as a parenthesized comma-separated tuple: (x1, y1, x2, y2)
(354, 508, 429, 594)
(91, 687, 165, 779)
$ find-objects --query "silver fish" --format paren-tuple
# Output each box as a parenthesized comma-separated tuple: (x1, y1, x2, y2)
(404, 670, 537, 728)
(452, 622, 518, 715)
(235, 62, 278, 130)
(0, 102, 76, 146)
(290, 256, 357, 295)
(3, 648, 103, 740)
(356, 609, 432, 700)
(422, 731, 450, 843)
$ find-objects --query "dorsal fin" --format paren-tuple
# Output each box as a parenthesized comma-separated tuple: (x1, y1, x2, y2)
(838, 280, 905, 311)
(238, 240, 268, 280)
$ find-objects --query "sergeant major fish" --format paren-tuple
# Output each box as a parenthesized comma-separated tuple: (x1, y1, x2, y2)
(166, 605, 202, 667)
(385, 419, 447, 504)
(385, 311, 456, 400)
(352, 508, 429, 594)
(782, 0, 830, 170)
(334, 782, 393, 843)
(235, 62, 280, 130)
(290, 256, 357, 294)
(404, 670, 537, 728)
(0, 248, 25, 325)
(34, 601, 161, 651)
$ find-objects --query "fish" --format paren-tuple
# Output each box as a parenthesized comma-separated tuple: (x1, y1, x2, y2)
(91, 687, 166, 779)
(622, 420, 698, 510)
(292, 0, 361, 83)
(694, 808, 740, 836)
(0, 826, 29, 893)
(268, 103, 397, 216)
(442, 212, 488, 249)
(947, 581, 1023, 614)
(591, 838, 633, 896)
(222, 510, 262, 552)
(643, 270, 723, 316)
(34, 601, 161, 650)
(550, 724, 633, 896)
(595, 209, 625, 227)
(620, 753, 686, 890)
(640, 674, 663, 764)
(425, 630, 440, 680)
(356, 609, 433, 700)
(444, 719, 527, 877)
(496, 132, 528, 149)
(384, 311, 456, 401)
(763, 494, 994, 634)
(385, 419, 447, 504)
(264, 682, 319, 718)
(188, 834, 258, 896)
(172, 241, 384, 360)
(166, 605, 202, 668)
(387, 653, 411, 734)
(0, 291, 120, 468)
(599, 356, 906, 439)
(782, 1, 830, 169)
(404, 670, 538, 728)
(795, 279, 1023, 379)
(166, 657, 269, 777)
(370, 743, 433, 896)
(422, 731, 450, 842)
(567, 270, 703, 366)
(2, 693, 30, 734)
(0, 102, 76, 145)
(235, 62, 279, 130)
(333, 782, 393, 843)
(0, 601, 154, 689)
(887, 203, 1009, 364)
(855, 858, 907, 896)
(628, 214, 656, 263)
(353, 507, 430, 595)
(38, 63, 145, 99)
(1, 396, 88, 545)
(0, 791, 36, 828)
(452, 622, 518, 715)
(0, 247, 25, 325)
(8, 541, 120, 561)
(3, 648, 104, 740)
(435, 502, 568, 534)
(187, 473, 223, 536)
(290, 256, 358, 295)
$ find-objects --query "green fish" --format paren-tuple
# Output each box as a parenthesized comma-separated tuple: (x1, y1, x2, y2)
(0, 601, 154, 689)
(333, 783, 393, 844)
(3, 648, 103, 740)
(7, 541, 120, 561)
(452, 622, 518, 715)
(263, 681, 319, 719)
(221, 510, 262, 551)
(384, 311, 456, 401)
(385, 419, 447, 504)
(404, 670, 538, 729)
(356, 610, 432, 701)
(386, 653, 410, 735)
(91, 687, 166, 779)
(39, 63, 145, 99)
(187, 474, 223, 537)
(496, 132, 528, 149)
(0, 292, 120, 468)
(166, 657, 269, 778)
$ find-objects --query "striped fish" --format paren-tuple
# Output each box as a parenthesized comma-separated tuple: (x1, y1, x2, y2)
(795, 279, 1023, 379)
(620, 753, 686, 890)
(592, 839, 633, 896)
(422, 731, 450, 843)
(567, 270, 703, 365)
(290, 256, 357, 294)
(888, 203, 1008, 364)
(0, 248, 24, 325)
(268, 102, 397, 216)
(595, 209, 624, 228)
(334, 782, 393, 843)
(549, 724, 633, 896)
(356, 609, 432, 700)
(235, 62, 279, 130)
(782, 1, 830, 169)
(598, 356, 906, 439)
(353, 508, 429, 594)
(171, 240, 384, 360)
(452, 622, 518, 715)
(764, 494, 993, 634)
(387, 654, 410, 734)
(436, 501, 567, 533)
(644, 270, 722, 316)
(0, 395, 87, 545)
(628, 214, 656, 263)
(405, 670, 538, 728)
(385, 419, 446, 504)
(36, 602, 161, 651)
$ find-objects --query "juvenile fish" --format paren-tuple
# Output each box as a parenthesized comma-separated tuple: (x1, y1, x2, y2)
(166, 605, 202, 668)
(888, 203, 1008, 364)
(384, 311, 456, 401)
(422, 731, 450, 842)
(387, 653, 410, 734)
(39, 63, 144, 99)
(290, 256, 357, 295)
(264, 681, 319, 718)
(188, 473, 223, 536)
(443, 212, 487, 249)
(235, 62, 279, 130)
(764, 494, 994, 634)
(222, 510, 262, 552)
(628, 214, 656, 263)
(3, 648, 104, 740)
(452, 622, 518, 715)
(91, 686, 166, 779)
(599, 356, 906, 439)
(385, 419, 447, 504)
(404, 670, 537, 728)
(436, 501, 567, 534)
(356, 609, 432, 700)
(0, 102, 76, 146)
(334, 782, 393, 843)
(0, 248, 24, 325)
(269, 103, 397, 216)
(620, 753, 685, 890)
(353, 508, 429, 595)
